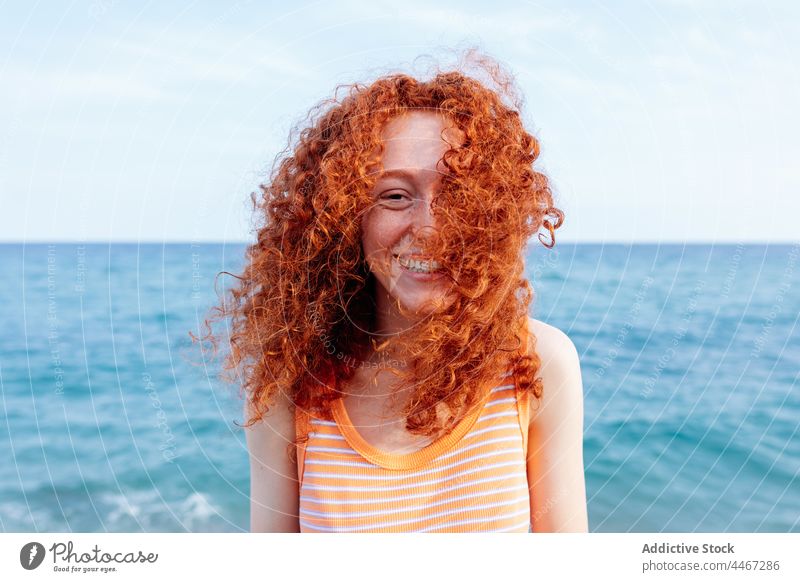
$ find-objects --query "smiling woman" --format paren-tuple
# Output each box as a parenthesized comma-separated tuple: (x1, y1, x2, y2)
(361, 112, 463, 322)
(196, 50, 585, 533)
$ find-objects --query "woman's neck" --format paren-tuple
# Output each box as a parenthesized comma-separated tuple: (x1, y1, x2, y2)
(373, 285, 423, 337)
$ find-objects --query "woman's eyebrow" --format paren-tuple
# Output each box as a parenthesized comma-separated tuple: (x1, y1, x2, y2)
(374, 169, 418, 181)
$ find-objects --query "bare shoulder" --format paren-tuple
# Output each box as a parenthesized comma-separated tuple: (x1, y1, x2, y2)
(244, 391, 300, 532)
(526, 317, 583, 426)
(524, 318, 589, 532)
(243, 390, 296, 441)
(527, 317, 579, 363)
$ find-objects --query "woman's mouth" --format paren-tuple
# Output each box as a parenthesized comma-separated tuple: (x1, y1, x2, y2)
(392, 254, 442, 273)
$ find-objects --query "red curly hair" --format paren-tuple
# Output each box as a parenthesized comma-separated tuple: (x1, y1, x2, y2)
(194, 51, 563, 442)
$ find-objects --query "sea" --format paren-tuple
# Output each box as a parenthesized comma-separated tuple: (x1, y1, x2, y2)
(0, 242, 798, 532)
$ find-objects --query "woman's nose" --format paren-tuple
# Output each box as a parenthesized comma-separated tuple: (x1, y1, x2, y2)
(411, 192, 438, 231)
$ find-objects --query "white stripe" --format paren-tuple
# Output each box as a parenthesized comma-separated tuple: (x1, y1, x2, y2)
(417, 507, 531, 533)
(465, 422, 519, 440)
(303, 448, 520, 481)
(300, 473, 528, 505)
(305, 458, 376, 469)
(300, 483, 529, 519)
(311, 419, 338, 427)
(490, 384, 515, 393)
(476, 410, 518, 423)
(300, 486, 530, 517)
(439, 435, 521, 461)
(301, 461, 524, 492)
(305, 446, 361, 456)
(483, 397, 516, 409)
(308, 432, 346, 440)
(300, 495, 530, 532)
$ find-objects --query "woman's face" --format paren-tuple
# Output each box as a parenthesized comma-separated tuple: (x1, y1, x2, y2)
(361, 111, 462, 325)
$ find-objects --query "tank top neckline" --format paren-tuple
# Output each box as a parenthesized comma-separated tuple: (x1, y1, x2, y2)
(330, 374, 504, 471)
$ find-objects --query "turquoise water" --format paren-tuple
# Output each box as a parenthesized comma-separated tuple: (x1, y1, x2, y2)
(0, 242, 798, 532)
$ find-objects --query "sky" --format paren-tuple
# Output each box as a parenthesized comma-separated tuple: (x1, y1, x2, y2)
(1, 0, 798, 243)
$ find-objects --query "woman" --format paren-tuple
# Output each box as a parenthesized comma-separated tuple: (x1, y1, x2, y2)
(203, 54, 587, 532)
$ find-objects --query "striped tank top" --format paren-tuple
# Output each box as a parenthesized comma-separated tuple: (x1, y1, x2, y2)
(295, 367, 532, 533)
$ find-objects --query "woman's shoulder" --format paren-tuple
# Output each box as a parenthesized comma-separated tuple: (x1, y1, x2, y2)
(525, 317, 583, 426)
(526, 317, 578, 359)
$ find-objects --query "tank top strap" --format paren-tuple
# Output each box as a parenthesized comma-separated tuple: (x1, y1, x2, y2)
(295, 406, 312, 490)
(514, 317, 532, 458)
(515, 382, 531, 459)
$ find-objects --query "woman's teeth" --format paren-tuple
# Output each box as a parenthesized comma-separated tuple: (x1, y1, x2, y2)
(393, 255, 442, 273)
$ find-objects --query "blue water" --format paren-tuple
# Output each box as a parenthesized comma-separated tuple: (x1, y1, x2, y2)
(0, 242, 798, 532)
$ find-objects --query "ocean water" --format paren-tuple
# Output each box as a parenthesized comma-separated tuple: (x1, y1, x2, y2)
(0, 242, 798, 532)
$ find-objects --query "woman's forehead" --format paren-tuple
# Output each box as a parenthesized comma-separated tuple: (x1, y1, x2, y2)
(376, 111, 464, 175)
(380, 110, 464, 145)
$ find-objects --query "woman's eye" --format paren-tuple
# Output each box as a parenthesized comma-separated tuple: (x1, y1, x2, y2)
(379, 191, 413, 207)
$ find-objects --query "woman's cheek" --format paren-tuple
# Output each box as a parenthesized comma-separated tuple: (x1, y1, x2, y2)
(371, 211, 401, 249)
(361, 214, 389, 273)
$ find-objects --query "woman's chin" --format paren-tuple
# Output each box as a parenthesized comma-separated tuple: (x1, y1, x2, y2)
(396, 293, 455, 317)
